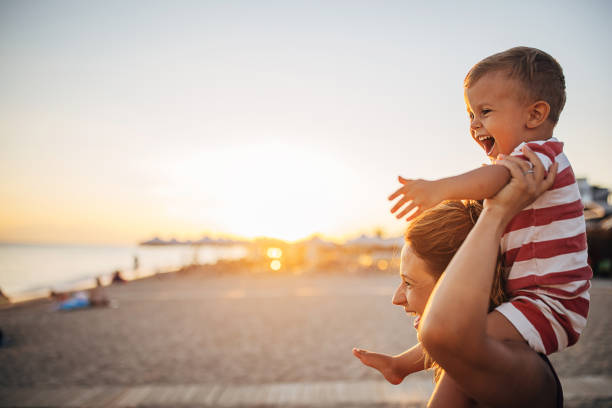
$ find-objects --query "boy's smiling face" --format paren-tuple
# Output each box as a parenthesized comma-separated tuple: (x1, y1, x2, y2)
(464, 71, 531, 161)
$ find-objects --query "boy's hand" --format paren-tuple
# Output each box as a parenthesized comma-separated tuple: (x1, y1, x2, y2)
(388, 176, 443, 221)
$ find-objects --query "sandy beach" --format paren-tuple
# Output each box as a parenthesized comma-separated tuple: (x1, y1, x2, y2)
(1, 270, 611, 407)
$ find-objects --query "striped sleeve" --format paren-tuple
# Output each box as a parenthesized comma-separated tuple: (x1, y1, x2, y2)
(509, 138, 564, 170)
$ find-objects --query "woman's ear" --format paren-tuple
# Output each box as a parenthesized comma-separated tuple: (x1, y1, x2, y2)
(526, 101, 551, 128)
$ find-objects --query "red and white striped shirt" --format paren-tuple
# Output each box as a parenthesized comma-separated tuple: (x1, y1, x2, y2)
(495, 137, 592, 355)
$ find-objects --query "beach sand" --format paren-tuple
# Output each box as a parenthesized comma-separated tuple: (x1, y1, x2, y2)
(0, 270, 610, 406)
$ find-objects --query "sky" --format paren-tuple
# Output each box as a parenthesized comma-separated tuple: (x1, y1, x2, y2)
(1, 0, 611, 245)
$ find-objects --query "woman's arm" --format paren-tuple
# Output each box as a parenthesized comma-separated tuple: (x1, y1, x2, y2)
(419, 200, 507, 359)
(419, 146, 559, 406)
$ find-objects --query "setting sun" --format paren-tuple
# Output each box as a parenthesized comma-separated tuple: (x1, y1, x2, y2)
(150, 141, 360, 242)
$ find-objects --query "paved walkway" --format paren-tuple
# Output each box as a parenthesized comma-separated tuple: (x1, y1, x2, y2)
(1, 374, 611, 407)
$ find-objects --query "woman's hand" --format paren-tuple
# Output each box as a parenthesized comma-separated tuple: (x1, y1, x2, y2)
(484, 145, 558, 225)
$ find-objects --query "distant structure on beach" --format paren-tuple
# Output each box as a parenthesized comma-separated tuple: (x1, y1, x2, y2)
(241, 234, 403, 274)
(140, 236, 243, 246)
(578, 178, 612, 276)
(578, 178, 611, 219)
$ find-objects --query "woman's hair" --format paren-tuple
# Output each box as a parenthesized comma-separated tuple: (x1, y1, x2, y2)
(404, 200, 508, 380)
(405, 199, 506, 308)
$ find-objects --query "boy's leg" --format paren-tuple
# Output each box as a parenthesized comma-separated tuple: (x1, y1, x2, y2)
(427, 311, 526, 406)
(486, 310, 525, 343)
(352, 342, 427, 385)
(428, 370, 476, 408)
(353, 311, 523, 387)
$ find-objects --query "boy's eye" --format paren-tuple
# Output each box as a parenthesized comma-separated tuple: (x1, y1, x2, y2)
(468, 112, 474, 119)
(481, 109, 491, 115)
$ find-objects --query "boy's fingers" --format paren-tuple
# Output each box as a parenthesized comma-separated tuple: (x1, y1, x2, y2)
(405, 207, 422, 221)
(391, 197, 409, 213)
(398, 175, 410, 184)
(388, 186, 406, 201)
(391, 196, 410, 214)
(396, 202, 417, 219)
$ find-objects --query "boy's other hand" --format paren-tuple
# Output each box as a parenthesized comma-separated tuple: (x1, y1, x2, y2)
(388, 176, 443, 221)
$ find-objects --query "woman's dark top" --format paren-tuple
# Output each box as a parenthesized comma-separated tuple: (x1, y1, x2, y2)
(540, 353, 564, 408)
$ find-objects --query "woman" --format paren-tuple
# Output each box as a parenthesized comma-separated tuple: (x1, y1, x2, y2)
(355, 149, 562, 407)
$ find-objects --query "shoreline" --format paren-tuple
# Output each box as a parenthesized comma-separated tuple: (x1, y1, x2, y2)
(3, 265, 610, 310)
(1, 267, 161, 307)
(0, 244, 249, 305)
(3, 262, 610, 309)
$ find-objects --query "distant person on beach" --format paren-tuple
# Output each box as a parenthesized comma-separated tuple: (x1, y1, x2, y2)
(56, 278, 109, 310)
(389, 47, 590, 355)
(355, 152, 563, 406)
(112, 270, 127, 284)
(89, 277, 110, 307)
(0, 287, 9, 304)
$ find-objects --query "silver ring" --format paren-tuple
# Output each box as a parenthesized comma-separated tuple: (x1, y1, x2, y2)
(525, 169, 535, 174)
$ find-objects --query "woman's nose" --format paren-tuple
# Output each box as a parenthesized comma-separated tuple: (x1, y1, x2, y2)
(392, 285, 406, 306)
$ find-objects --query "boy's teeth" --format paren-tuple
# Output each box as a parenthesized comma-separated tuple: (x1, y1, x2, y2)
(478, 136, 495, 154)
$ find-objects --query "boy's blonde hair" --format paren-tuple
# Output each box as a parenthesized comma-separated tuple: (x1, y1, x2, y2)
(464, 46, 566, 125)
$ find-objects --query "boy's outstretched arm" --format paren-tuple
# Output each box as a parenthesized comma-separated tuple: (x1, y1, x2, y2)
(389, 164, 511, 221)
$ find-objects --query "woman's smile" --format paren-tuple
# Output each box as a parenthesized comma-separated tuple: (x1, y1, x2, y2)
(413, 315, 421, 329)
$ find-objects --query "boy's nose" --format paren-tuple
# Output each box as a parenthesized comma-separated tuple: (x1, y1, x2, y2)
(470, 117, 481, 130)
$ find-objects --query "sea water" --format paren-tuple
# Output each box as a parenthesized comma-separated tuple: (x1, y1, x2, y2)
(0, 243, 247, 301)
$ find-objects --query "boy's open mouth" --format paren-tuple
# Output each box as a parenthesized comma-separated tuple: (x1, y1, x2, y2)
(478, 135, 496, 156)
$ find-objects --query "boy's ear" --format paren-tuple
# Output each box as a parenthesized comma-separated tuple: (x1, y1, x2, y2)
(525, 101, 551, 128)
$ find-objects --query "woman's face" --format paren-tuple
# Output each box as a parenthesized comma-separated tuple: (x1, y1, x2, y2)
(392, 243, 438, 329)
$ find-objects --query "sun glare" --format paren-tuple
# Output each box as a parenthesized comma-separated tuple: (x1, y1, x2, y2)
(161, 142, 356, 241)
(358, 254, 373, 267)
(267, 247, 283, 259)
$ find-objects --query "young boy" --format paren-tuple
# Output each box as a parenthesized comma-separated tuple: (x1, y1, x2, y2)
(354, 46, 592, 384)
